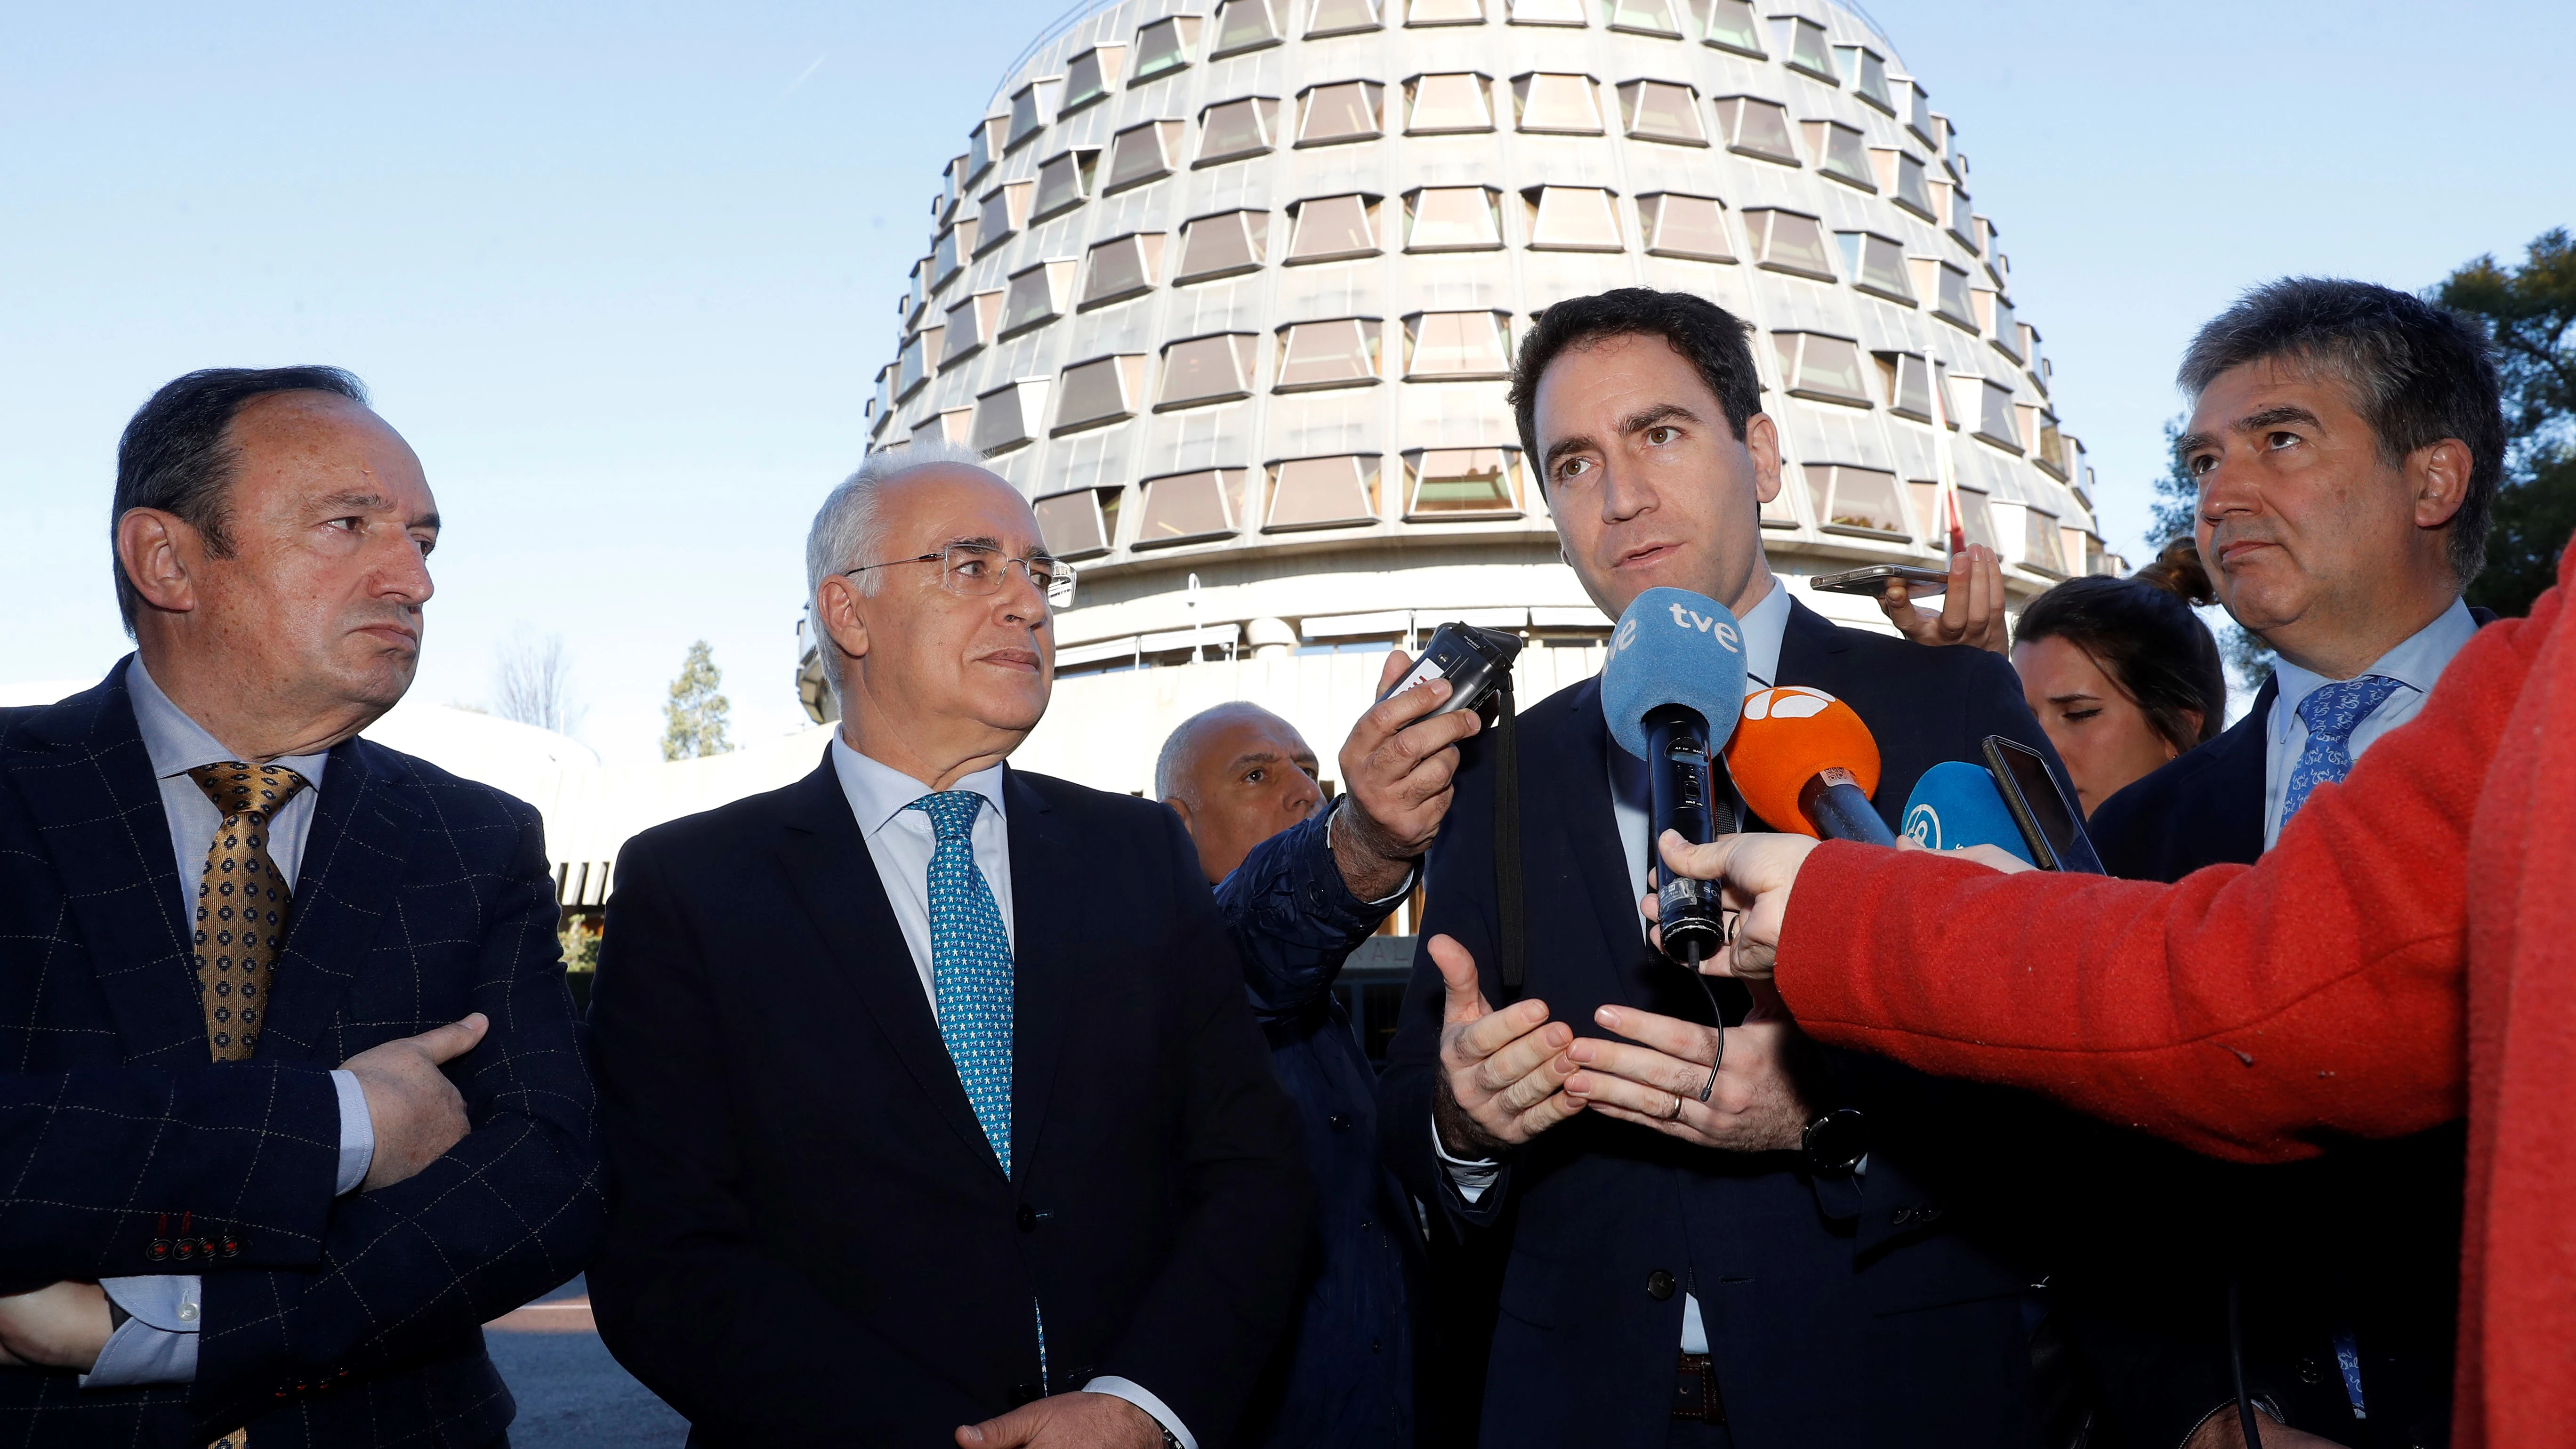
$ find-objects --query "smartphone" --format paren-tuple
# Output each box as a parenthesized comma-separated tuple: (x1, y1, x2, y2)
(1980, 735, 2106, 874)
(1809, 564, 1950, 598)
(1377, 622, 1524, 725)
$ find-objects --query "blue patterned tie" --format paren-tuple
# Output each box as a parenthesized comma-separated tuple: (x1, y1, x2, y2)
(908, 790, 1015, 1177)
(2281, 675, 2406, 825)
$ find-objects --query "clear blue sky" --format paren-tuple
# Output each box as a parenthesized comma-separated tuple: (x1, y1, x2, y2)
(5, 1, 2567, 762)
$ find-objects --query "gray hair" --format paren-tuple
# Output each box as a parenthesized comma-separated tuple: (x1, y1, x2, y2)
(804, 436, 997, 693)
(2176, 277, 2504, 582)
(1154, 701, 1282, 801)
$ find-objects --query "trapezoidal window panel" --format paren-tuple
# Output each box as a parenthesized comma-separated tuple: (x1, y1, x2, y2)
(1713, 96, 1798, 164)
(1211, 0, 1284, 57)
(1404, 447, 1523, 519)
(1404, 186, 1503, 251)
(1129, 16, 1202, 84)
(1030, 149, 1100, 222)
(1007, 78, 1061, 152)
(1771, 332, 1871, 407)
(1284, 194, 1380, 263)
(1134, 469, 1246, 548)
(2022, 506, 2066, 574)
(1405, 0, 1486, 24)
(1297, 80, 1385, 146)
(1847, 47, 1893, 112)
(1175, 209, 1271, 282)
(1402, 311, 1512, 378)
(1702, 0, 1763, 55)
(965, 115, 1007, 185)
(1306, 0, 1385, 37)
(1878, 149, 1936, 220)
(1063, 46, 1126, 113)
(1918, 259, 1976, 330)
(1274, 318, 1382, 391)
(1838, 231, 1914, 303)
(1523, 186, 1622, 251)
(942, 290, 1005, 362)
(976, 181, 1032, 254)
(1744, 208, 1833, 280)
(1618, 80, 1705, 145)
(1198, 97, 1280, 166)
(1873, 351, 1935, 422)
(1971, 378, 2023, 453)
(1804, 464, 1908, 539)
(998, 261, 1075, 338)
(1405, 72, 1493, 133)
(1034, 488, 1119, 559)
(1079, 233, 1166, 309)
(1803, 121, 1875, 190)
(1638, 193, 1733, 260)
(1512, 72, 1602, 133)
(968, 379, 1047, 456)
(1780, 15, 1839, 82)
(1103, 120, 1183, 194)
(1052, 354, 1149, 434)
(896, 327, 942, 400)
(1264, 454, 1382, 531)
(1157, 333, 1261, 409)
(1503, 0, 1585, 24)
(1606, 0, 1682, 37)
(930, 223, 971, 291)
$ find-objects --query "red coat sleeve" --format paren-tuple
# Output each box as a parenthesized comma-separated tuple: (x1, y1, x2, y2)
(1771, 586, 2558, 1164)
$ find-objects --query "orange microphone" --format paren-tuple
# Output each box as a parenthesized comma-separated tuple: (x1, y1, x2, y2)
(1723, 687, 1896, 844)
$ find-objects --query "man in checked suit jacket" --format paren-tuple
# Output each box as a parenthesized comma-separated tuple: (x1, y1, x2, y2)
(0, 367, 604, 1446)
(588, 441, 1312, 1449)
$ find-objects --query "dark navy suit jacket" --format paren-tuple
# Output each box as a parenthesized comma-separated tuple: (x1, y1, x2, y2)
(1378, 599, 2070, 1449)
(1217, 810, 1419, 1449)
(587, 758, 1312, 1449)
(0, 660, 605, 1448)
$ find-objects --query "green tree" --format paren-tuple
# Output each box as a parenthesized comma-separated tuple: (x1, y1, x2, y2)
(661, 640, 734, 761)
(2436, 226, 2576, 618)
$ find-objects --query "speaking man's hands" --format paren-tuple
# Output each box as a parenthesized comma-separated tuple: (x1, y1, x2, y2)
(1878, 544, 2009, 654)
(0, 1281, 113, 1372)
(1428, 934, 1584, 1159)
(957, 1390, 1164, 1448)
(342, 1014, 488, 1191)
(1565, 988, 1813, 1152)
(1333, 650, 1484, 902)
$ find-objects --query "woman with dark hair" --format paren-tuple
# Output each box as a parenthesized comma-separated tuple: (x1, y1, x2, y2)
(2009, 538, 2228, 815)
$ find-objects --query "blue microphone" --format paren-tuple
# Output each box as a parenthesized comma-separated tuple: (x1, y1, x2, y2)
(1899, 761, 2037, 866)
(1602, 588, 1751, 966)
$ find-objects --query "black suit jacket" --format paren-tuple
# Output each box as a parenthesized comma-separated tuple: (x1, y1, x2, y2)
(0, 660, 605, 1447)
(1378, 599, 2074, 1449)
(2086, 677, 2277, 882)
(587, 756, 1312, 1448)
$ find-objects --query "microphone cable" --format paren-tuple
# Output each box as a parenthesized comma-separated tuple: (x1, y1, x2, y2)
(2228, 1275, 2264, 1448)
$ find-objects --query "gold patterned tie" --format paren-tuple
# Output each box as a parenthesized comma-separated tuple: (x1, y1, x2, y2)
(185, 763, 308, 1063)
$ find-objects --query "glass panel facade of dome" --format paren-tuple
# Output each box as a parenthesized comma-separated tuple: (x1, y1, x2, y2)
(850, 0, 2107, 709)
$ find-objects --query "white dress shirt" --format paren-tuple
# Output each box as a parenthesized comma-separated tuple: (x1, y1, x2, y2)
(1435, 576, 1795, 1360)
(826, 735, 1193, 1449)
(2261, 598, 2479, 848)
(84, 660, 375, 1390)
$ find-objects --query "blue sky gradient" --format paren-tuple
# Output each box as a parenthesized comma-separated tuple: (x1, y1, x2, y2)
(5, 1, 2566, 760)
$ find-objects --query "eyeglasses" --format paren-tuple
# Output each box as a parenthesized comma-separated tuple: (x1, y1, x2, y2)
(845, 542, 1076, 610)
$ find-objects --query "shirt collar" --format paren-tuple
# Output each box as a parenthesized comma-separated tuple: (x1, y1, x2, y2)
(125, 655, 332, 789)
(2269, 596, 2479, 719)
(1734, 573, 1791, 690)
(829, 732, 1011, 837)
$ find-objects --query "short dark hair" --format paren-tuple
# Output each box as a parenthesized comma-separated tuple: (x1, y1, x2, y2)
(1507, 288, 1763, 492)
(2014, 538, 2227, 754)
(2177, 278, 2504, 582)
(111, 366, 370, 633)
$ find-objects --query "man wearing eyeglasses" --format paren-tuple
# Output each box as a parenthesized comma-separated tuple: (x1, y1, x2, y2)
(587, 440, 1313, 1449)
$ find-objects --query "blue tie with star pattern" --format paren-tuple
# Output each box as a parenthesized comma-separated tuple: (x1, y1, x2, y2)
(908, 790, 1015, 1177)
(2281, 674, 2406, 826)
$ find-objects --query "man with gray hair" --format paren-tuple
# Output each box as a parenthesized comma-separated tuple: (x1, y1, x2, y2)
(588, 441, 1312, 1449)
(2070, 279, 2506, 1449)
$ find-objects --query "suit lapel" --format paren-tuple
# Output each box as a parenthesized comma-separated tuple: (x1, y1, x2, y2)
(1552, 678, 1654, 1011)
(773, 758, 1000, 1178)
(998, 767, 1075, 1183)
(1, 661, 205, 1064)
(2212, 677, 2278, 862)
(257, 738, 422, 1063)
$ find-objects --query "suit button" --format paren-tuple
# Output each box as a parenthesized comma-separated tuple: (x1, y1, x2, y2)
(1328, 1113, 1352, 1131)
(1647, 1269, 1676, 1301)
(2297, 1357, 2326, 1385)
(1016, 1205, 1038, 1233)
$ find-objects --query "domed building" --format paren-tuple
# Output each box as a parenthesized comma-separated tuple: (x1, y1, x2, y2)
(821, 0, 2113, 811)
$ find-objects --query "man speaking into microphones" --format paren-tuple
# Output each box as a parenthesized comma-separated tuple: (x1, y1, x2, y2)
(1377, 287, 2079, 1449)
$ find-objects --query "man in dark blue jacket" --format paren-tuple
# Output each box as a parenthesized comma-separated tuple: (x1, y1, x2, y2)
(1158, 674, 1476, 1449)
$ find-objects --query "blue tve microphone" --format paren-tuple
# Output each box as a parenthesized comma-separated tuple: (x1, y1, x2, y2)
(1900, 761, 2037, 866)
(1603, 588, 1751, 967)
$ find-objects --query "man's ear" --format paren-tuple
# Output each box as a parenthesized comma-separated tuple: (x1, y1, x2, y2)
(815, 575, 871, 671)
(1162, 795, 1195, 837)
(1744, 413, 1784, 506)
(116, 508, 198, 617)
(2412, 437, 2473, 531)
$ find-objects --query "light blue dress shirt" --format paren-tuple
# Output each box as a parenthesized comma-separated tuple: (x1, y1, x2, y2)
(826, 736, 1195, 1449)
(2261, 598, 2479, 848)
(83, 660, 376, 1390)
(1438, 575, 1794, 1359)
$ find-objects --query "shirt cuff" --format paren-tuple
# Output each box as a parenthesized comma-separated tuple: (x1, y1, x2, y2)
(1432, 1115, 1502, 1204)
(80, 1277, 200, 1388)
(331, 1068, 376, 1196)
(1084, 1376, 1191, 1449)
